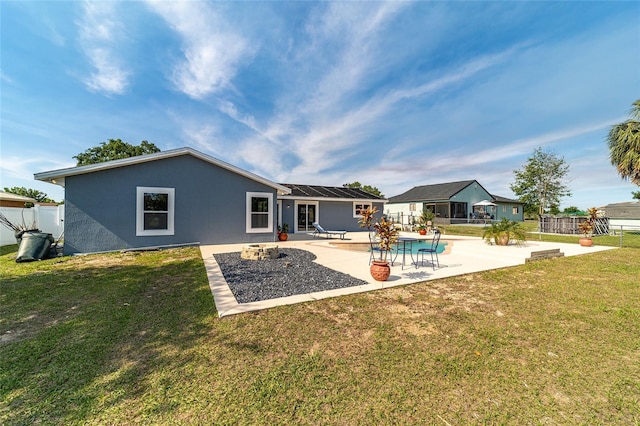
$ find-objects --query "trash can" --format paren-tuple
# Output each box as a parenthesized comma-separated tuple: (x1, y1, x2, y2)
(16, 232, 54, 263)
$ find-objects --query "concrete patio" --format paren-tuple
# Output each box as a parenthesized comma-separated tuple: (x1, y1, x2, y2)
(200, 231, 615, 317)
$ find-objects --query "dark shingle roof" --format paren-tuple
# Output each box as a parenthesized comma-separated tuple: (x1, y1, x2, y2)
(281, 184, 386, 200)
(491, 194, 524, 204)
(603, 201, 640, 218)
(388, 180, 477, 203)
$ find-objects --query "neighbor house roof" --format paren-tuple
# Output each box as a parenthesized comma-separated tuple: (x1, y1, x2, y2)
(603, 201, 640, 219)
(388, 180, 483, 203)
(0, 190, 37, 203)
(280, 184, 386, 202)
(491, 194, 524, 204)
(34, 147, 292, 195)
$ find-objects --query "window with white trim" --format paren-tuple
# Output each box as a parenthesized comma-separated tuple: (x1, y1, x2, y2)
(512, 206, 519, 215)
(409, 203, 416, 212)
(136, 187, 175, 236)
(354, 202, 371, 218)
(246, 192, 273, 233)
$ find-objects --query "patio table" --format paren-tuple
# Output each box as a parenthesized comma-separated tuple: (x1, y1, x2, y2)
(393, 237, 418, 270)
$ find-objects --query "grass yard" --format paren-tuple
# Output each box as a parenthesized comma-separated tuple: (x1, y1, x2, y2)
(1, 244, 639, 424)
(440, 221, 640, 248)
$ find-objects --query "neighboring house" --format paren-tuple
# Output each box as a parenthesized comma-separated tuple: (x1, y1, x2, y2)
(602, 201, 640, 229)
(35, 148, 292, 255)
(386, 180, 524, 225)
(0, 190, 36, 208)
(278, 184, 386, 233)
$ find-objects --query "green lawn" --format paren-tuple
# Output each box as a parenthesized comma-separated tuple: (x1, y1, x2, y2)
(1, 244, 639, 424)
(440, 220, 640, 248)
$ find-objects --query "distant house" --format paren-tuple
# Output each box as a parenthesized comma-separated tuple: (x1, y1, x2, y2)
(602, 201, 640, 228)
(34, 147, 386, 254)
(0, 190, 36, 208)
(278, 184, 386, 233)
(386, 180, 524, 226)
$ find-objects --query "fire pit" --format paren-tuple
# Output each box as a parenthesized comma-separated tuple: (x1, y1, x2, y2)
(240, 244, 280, 260)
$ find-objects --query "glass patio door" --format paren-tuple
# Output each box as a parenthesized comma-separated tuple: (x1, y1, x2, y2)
(297, 203, 317, 232)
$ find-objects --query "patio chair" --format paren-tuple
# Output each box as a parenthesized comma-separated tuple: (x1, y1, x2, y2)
(312, 222, 347, 240)
(416, 230, 441, 270)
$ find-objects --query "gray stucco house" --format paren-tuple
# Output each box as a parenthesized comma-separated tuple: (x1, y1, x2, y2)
(386, 180, 524, 225)
(35, 147, 386, 254)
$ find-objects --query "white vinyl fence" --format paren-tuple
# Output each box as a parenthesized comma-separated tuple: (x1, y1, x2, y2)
(0, 205, 64, 246)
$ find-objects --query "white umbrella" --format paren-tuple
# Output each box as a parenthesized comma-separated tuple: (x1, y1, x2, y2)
(473, 200, 496, 206)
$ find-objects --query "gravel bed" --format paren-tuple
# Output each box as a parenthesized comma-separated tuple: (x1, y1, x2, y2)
(214, 248, 368, 303)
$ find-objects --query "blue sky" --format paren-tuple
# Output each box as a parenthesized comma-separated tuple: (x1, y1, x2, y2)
(2, 1, 639, 209)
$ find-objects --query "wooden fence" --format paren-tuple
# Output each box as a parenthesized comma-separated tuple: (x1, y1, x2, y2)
(539, 216, 609, 235)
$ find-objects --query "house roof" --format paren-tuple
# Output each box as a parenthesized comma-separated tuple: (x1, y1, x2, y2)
(603, 201, 640, 218)
(0, 190, 37, 203)
(491, 194, 524, 204)
(280, 184, 386, 201)
(388, 180, 481, 203)
(34, 147, 292, 195)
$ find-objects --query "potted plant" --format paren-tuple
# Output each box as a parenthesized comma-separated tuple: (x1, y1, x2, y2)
(358, 207, 399, 281)
(577, 207, 598, 247)
(415, 224, 427, 235)
(277, 223, 289, 241)
(482, 218, 526, 246)
(370, 216, 399, 281)
(421, 209, 435, 231)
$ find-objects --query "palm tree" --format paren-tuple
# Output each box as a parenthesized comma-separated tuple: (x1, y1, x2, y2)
(607, 100, 640, 185)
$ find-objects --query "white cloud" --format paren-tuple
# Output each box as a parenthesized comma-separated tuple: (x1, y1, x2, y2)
(77, 1, 130, 95)
(146, 0, 251, 99)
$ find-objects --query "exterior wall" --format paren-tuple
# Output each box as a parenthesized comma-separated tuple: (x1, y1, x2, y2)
(494, 203, 524, 222)
(609, 219, 640, 229)
(451, 182, 492, 220)
(63, 155, 278, 254)
(279, 199, 385, 233)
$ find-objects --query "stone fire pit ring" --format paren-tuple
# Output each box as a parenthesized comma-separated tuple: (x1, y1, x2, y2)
(240, 244, 280, 260)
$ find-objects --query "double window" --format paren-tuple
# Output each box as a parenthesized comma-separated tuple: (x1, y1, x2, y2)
(354, 203, 371, 218)
(136, 187, 175, 236)
(246, 192, 273, 233)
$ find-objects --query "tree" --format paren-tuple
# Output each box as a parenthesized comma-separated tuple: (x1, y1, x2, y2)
(632, 191, 640, 200)
(3, 187, 56, 204)
(73, 139, 161, 166)
(607, 99, 640, 185)
(510, 147, 571, 216)
(344, 181, 384, 198)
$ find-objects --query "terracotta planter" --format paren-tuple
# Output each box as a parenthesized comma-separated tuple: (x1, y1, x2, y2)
(495, 234, 509, 246)
(278, 233, 288, 241)
(579, 237, 593, 247)
(370, 260, 391, 281)
(418, 229, 427, 235)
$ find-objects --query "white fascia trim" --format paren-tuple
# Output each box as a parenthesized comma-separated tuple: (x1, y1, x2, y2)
(279, 195, 388, 204)
(34, 147, 292, 195)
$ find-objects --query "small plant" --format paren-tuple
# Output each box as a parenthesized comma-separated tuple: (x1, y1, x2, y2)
(357, 206, 378, 231)
(372, 216, 399, 261)
(277, 223, 289, 234)
(482, 218, 526, 246)
(577, 220, 593, 238)
(420, 209, 435, 224)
